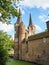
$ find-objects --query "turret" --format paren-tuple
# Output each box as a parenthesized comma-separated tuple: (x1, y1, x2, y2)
(14, 8, 26, 60)
(18, 21, 25, 60)
(15, 8, 21, 38)
(28, 14, 36, 36)
(29, 13, 33, 26)
(19, 22, 25, 42)
(17, 8, 21, 24)
(14, 8, 22, 59)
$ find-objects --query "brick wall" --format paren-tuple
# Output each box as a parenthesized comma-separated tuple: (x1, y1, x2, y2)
(21, 32, 49, 65)
(14, 31, 49, 65)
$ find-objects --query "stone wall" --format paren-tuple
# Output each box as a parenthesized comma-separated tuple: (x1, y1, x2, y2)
(21, 32, 49, 65)
(14, 31, 49, 65)
(14, 41, 19, 59)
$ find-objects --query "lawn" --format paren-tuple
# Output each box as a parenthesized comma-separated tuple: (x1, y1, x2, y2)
(6, 58, 39, 65)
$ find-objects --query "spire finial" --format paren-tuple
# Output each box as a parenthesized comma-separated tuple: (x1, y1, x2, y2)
(16, 8, 21, 23)
(29, 13, 33, 26)
(19, 8, 21, 17)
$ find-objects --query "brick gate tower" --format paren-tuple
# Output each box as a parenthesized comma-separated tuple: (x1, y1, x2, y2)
(14, 11, 36, 59)
(14, 9, 25, 59)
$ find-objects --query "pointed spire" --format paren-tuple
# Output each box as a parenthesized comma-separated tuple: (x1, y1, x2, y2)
(19, 8, 21, 18)
(17, 8, 21, 23)
(29, 13, 33, 26)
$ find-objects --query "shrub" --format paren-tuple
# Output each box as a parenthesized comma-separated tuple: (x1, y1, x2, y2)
(0, 31, 14, 65)
(0, 43, 8, 65)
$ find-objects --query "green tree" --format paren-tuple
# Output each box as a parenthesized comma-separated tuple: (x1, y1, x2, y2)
(0, 31, 8, 65)
(0, 31, 13, 65)
(0, 44, 8, 65)
(0, 31, 14, 49)
(0, 0, 20, 24)
(0, 31, 14, 65)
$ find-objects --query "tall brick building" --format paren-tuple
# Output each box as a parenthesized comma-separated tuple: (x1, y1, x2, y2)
(14, 9, 49, 65)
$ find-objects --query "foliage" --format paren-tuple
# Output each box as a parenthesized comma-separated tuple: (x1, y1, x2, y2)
(0, 32, 8, 65)
(0, 0, 20, 24)
(0, 31, 14, 49)
(0, 45, 8, 65)
(0, 31, 14, 65)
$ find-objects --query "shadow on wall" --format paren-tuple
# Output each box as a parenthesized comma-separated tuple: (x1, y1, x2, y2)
(35, 42, 49, 65)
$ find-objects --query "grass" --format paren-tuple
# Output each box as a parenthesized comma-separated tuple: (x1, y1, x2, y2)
(6, 58, 39, 65)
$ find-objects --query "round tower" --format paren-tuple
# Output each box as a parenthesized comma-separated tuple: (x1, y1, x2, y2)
(14, 23, 19, 59)
(18, 22, 25, 60)
(14, 9, 26, 60)
(14, 8, 21, 59)
(19, 22, 25, 42)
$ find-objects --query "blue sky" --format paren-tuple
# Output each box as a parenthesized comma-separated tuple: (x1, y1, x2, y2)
(0, 0, 49, 39)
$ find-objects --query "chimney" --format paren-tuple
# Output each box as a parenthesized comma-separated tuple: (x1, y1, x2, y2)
(46, 21, 49, 32)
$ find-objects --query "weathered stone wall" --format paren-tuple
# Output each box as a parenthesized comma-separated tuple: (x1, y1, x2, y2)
(14, 41, 19, 59)
(14, 32, 49, 65)
(21, 32, 49, 65)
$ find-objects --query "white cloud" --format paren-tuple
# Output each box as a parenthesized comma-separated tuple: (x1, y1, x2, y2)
(0, 22, 14, 32)
(35, 25, 42, 33)
(19, 0, 49, 9)
(39, 15, 49, 22)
